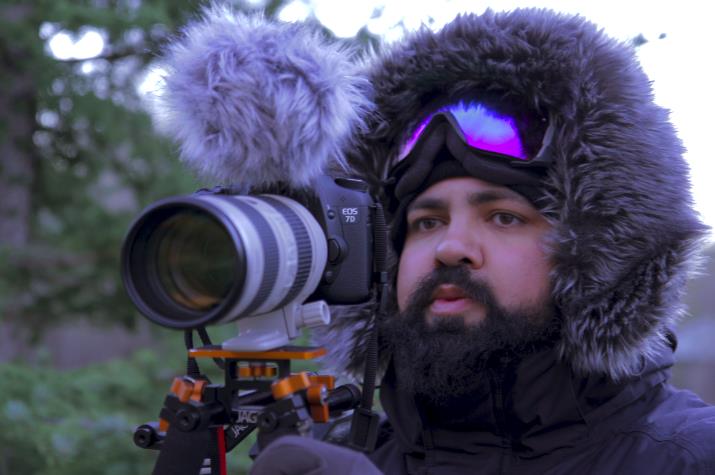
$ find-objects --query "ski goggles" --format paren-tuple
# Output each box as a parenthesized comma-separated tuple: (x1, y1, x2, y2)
(387, 99, 554, 210)
(394, 100, 552, 166)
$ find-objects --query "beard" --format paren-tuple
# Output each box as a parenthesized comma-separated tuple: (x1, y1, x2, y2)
(380, 266, 559, 405)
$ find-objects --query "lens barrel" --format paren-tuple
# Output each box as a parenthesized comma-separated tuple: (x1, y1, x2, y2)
(121, 193, 327, 329)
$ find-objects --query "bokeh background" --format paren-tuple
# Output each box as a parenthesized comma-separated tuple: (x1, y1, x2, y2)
(1, 1, 713, 473)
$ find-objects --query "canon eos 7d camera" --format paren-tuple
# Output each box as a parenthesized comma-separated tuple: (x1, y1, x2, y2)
(121, 175, 376, 351)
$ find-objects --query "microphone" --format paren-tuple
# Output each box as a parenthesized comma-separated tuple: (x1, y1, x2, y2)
(154, 4, 370, 189)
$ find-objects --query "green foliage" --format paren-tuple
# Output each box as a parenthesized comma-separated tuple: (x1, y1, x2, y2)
(0, 350, 172, 474)
(0, 0, 206, 333)
(0, 333, 265, 474)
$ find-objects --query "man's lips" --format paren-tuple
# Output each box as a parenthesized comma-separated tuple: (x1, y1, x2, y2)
(429, 284, 474, 315)
(431, 284, 468, 301)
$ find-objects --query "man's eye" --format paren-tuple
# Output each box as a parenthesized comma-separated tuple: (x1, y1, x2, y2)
(410, 217, 442, 232)
(492, 212, 523, 227)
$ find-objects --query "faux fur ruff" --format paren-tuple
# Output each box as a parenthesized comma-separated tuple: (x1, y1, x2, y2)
(322, 8, 709, 380)
(155, 4, 371, 189)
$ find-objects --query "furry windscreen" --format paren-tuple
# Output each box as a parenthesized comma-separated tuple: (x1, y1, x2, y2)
(154, 4, 371, 189)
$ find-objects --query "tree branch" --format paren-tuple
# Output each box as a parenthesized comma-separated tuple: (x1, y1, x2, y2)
(53, 45, 155, 64)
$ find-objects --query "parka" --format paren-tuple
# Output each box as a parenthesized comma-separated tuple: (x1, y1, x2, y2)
(370, 346, 715, 474)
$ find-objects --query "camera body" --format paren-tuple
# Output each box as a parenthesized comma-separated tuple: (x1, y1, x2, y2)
(299, 175, 374, 304)
(121, 175, 375, 349)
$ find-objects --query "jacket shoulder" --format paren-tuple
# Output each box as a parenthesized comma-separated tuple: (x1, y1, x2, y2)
(599, 386, 715, 474)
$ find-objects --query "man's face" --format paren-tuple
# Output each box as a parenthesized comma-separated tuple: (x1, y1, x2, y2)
(397, 176, 553, 327)
(384, 176, 556, 404)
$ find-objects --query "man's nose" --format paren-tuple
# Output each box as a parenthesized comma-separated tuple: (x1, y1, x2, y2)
(434, 222, 484, 268)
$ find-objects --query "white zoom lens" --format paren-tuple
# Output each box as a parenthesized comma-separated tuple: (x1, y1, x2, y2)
(121, 193, 327, 329)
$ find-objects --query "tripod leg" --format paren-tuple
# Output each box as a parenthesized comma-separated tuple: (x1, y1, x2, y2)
(152, 426, 227, 475)
(208, 427, 227, 475)
(152, 425, 213, 475)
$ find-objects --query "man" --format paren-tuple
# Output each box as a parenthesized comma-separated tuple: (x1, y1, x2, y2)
(252, 8, 715, 474)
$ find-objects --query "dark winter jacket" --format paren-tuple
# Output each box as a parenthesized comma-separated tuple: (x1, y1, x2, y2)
(370, 347, 715, 474)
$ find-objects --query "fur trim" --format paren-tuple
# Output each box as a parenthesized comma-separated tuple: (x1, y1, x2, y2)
(338, 9, 709, 380)
(155, 4, 371, 189)
(312, 302, 375, 380)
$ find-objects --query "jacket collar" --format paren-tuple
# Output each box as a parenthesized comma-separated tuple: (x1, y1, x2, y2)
(380, 346, 673, 458)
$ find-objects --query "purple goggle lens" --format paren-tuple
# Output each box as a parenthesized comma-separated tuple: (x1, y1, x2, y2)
(397, 101, 531, 162)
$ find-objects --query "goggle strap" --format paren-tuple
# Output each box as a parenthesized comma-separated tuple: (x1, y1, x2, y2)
(393, 122, 449, 199)
(509, 120, 555, 169)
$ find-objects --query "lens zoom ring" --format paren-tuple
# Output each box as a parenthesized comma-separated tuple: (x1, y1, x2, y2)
(262, 196, 313, 307)
(228, 198, 280, 316)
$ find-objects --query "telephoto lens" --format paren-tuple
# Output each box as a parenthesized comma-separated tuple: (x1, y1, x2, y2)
(121, 193, 327, 329)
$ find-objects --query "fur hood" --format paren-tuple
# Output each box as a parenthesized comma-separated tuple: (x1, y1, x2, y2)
(318, 8, 709, 381)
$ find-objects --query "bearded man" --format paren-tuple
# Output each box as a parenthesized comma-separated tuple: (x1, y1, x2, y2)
(252, 8, 715, 474)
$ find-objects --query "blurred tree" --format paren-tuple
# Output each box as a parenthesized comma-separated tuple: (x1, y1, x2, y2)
(0, 0, 304, 335)
(0, 0, 198, 333)
(631, 32, 668, 47)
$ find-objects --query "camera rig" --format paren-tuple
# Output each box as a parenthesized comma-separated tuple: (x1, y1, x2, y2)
(133, 329, 375, 475)
(124, 177, 389, 473)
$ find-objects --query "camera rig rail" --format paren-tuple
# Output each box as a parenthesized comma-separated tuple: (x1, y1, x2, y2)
(133, 341, 363, 475)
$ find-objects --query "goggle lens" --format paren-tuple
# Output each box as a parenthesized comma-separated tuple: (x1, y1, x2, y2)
(397, 101, 531, 162)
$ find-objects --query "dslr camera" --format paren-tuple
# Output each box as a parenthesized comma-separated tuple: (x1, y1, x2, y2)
(121, 175, 376, 350)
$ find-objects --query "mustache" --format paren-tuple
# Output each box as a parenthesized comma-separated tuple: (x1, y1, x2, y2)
(403, 266, 498, 315)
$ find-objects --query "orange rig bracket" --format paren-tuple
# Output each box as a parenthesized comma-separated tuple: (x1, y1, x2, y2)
(188, 345, 327, 361)
(187, 345, 330, 391)
(188, 346, 339, 426)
